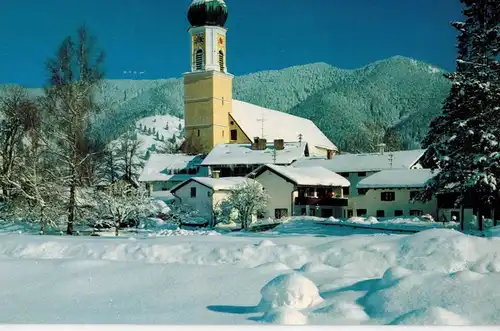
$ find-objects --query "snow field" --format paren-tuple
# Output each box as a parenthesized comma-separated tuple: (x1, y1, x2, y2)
(0, 224, 499, 324)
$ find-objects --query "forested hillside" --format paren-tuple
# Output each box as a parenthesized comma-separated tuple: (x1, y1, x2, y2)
(5, 56, 450, 152)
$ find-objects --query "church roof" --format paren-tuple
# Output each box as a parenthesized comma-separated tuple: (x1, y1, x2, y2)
(230, 100, 337, 155)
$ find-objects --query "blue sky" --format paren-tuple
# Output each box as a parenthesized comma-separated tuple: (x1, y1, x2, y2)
(0, 0, 462, 87)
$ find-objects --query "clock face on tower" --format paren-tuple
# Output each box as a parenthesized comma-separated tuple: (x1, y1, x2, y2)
(192, 33, 205, 49)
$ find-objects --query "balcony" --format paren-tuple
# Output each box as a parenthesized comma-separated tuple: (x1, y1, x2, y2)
(294, 196, 348, 207)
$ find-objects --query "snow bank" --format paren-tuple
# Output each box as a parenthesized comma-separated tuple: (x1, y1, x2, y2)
(148, 228, 220, 237)
(258, 273, 323, 310)
(1, 223, 500, 324)
(389, 306, 471, 325)
(326, 216, 459, 231)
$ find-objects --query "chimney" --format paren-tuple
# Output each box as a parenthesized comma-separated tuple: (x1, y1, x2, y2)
(251, 137, 259, 150)
(257, 138, 267, 150)
(273, 139, 284, 151)
(377, 143, 386, 155)
(327, 150, 334, 160)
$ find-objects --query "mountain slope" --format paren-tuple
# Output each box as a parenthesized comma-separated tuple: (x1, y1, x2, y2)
(2, 56, 451, 152)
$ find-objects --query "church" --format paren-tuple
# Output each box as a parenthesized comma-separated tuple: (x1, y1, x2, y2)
(182, 0, 337, 158)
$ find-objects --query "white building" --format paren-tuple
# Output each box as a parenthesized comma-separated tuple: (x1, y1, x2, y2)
(138, 154, 208, 201)
(293, 149, 426, 217)
(170, 177, 253, 225)
(353, 168, 437, 218)
(249, 164, 350, 219)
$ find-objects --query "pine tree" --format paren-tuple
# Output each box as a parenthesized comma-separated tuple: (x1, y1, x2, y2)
(420, 0, 500, 231)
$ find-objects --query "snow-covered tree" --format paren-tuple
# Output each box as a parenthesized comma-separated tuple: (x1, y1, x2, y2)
(1, 132, 65, 234)
(219, 181, 269, 229)
(42, 25, 105, 235)
(420, 0, 500, 230)
(92, 181, 153, 236)
(0, 86, 40, 197)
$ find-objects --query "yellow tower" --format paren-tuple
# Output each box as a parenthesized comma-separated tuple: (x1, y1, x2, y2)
(183, 0, 233, 155)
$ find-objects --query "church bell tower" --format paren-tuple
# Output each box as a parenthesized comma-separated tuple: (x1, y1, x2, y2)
(183, 0, 233, 155)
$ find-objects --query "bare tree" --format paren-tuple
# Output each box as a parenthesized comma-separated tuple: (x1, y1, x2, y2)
(43, 25, 105, 235)
(1, 129, 65, 234)
(219, 181, 269, 229)
(0, 86, 40, 197)
(92, 181, 152, 236)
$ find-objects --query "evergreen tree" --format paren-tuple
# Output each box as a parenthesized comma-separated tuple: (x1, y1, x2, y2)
(420, 0, 500, 230)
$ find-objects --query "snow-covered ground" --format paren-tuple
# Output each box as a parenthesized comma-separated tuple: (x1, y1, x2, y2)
(0, 219, 499, 325)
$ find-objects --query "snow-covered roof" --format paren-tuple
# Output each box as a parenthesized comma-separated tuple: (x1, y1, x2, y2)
(252, 164, 350, 187)
(293, 149, 426, 173)
(201, 142, 307, 166)
(150, 191, 177, 202)
(138, 153, 203, 182)
(357, 169, 436, 189)
(231, 100, 337, 154)
(171, 177, 253, 193)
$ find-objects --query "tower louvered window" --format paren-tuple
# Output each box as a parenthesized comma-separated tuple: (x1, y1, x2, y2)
(195, 49, 203, 71)
(218, 50, 225, 72)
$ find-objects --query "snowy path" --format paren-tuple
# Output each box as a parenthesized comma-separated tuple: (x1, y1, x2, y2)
(0, 224, 499, 325)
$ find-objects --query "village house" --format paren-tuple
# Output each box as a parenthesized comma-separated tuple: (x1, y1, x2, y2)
(249, 164, 350, 219)
(201, 139, 310, 178)
(170, 177, 253, 226)
(293, 148, 426, 216)
(138, 153, 207, 201)
(353, 168, 438, 219)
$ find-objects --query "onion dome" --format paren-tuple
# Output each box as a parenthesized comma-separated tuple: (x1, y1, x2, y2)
(188, 0, 228, 28)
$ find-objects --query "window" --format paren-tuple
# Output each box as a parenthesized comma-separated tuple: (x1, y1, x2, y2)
(301, 208, 306, 215)
(190, 187, 196, 198)
(342, 187, 350, 196)
(207, 191, 212, 197)
(195, 49, 203, 70)
(218, 50, 225, 72)
(347, 210, 354, 218)
(197, 129, 200, 137)
(395, 210, 403, 217)
(222, 130, 224, 137)
(376, 210, 385, 218)
(358, 188, 368, 195)
(230, 129, 237, 141)
(230, 121, 234, 125)
(410, 210, 423, 216)
(410, 191, 419, 200)
(356, 209, 367, 217)
(358, 172, 367, 177)
(339, 172, 349, 178)
(275, 208, 288, 219)
(381, 192, 395, 201)
(309, 209, 316, 217)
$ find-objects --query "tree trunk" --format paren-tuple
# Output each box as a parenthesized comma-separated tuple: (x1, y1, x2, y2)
(115, 221, 120, 237)
(494, 206, 498, 227)
(460, 204, 465, 231)
(477, 209, 483, 232)
(40, 207, 46, 235)
(67, 181, 76, 235)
